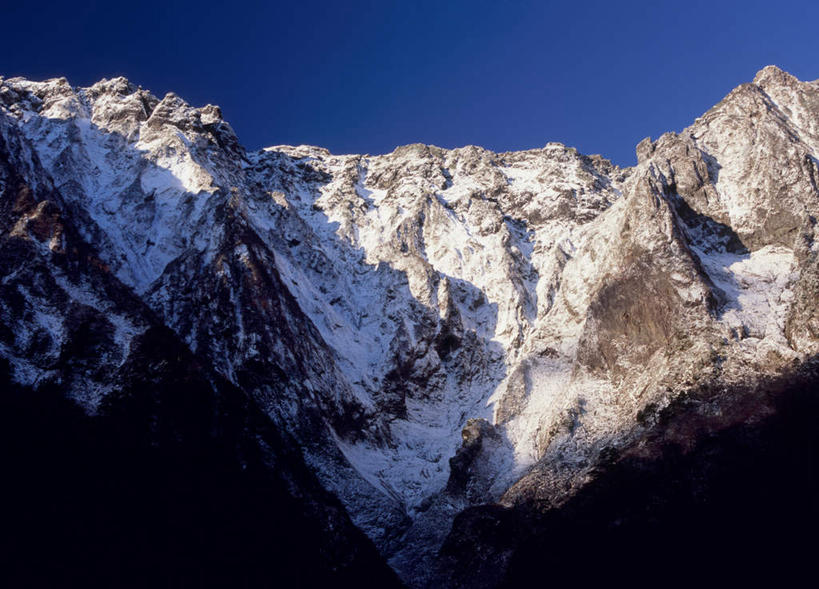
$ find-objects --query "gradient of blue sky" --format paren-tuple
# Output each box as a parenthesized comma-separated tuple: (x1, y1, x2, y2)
(2, 0, 818, 165)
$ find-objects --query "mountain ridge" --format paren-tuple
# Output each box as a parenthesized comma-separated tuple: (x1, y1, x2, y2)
(1, 65, 817, 586)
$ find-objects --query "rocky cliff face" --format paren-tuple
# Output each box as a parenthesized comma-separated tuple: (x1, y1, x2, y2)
(1, 66, 817, 586)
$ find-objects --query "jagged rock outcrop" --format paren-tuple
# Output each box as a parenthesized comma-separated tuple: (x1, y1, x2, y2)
(1, 65, 817, 587)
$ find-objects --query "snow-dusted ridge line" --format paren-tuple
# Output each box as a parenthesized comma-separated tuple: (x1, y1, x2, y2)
(2, 65, 818, 586)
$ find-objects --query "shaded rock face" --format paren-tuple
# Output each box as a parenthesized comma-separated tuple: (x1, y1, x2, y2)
(436, 362, 819, 589)
(0, 351, 402, 589)
(1, 65, 818, 587)
(446, 418, 513, 503)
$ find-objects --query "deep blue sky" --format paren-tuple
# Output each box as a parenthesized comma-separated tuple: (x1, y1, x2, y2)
(2, 0, 818, 166)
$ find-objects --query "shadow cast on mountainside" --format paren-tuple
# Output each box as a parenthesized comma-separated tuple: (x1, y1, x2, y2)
(436, 358, 819, 588)
(0, 348, 402, 589)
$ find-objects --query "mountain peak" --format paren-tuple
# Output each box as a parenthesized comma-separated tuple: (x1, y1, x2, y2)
(753, 64, 799, 88)
(88, 76, 139, 96)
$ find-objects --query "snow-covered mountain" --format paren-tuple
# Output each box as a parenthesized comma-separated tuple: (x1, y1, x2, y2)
(1, 66, 817, 586)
